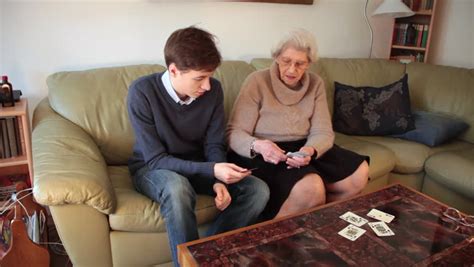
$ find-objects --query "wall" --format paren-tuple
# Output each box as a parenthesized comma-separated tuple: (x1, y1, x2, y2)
(1, 0, 392, 113)
(0, 0, 471, 115)
(430, 0, 473, 68)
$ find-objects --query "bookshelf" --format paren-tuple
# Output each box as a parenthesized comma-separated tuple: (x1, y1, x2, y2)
(389, 0, 437, 63)
(0, 102, 48, 266)
(0, 99, 33, 186)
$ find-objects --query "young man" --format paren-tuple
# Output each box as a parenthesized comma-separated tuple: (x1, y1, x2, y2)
(127, 26, 269, 266)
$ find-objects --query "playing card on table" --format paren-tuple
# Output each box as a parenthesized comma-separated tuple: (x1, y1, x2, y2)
(367, 208, 395, 223)
(338, 224, 366, 241)
(368, 221, 395, 237)
(339, 211, 368, 227)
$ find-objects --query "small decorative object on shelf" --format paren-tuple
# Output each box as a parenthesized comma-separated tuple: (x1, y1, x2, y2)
(389, 0, 437, 63)
(0, 76, 15, 108)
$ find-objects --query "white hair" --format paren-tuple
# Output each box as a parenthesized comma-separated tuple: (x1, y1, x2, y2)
(271, 29, 319, 63)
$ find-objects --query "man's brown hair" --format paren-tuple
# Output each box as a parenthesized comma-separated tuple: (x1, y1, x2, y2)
(164, 26, 222, 72)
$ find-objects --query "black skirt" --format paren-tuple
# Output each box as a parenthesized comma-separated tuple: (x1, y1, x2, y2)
(228, 140, 369, 220)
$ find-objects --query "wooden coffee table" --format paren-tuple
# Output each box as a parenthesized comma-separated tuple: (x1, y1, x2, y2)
(178, 184, 473, 266)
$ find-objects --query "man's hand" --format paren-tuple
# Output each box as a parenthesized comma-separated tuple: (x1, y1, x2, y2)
(253, 139, 287, 165)
(213, 183, 231, 211)
(286, 146, 315, 169)
(214, 163, 250, 184)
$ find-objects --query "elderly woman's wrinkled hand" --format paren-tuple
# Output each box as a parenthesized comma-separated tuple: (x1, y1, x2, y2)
(254, 139, 287, 165)
(286, 155, 310, 169)
(286, 146, 314, 169)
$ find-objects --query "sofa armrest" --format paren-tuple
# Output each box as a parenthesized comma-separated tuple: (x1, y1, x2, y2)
(32, 98, 116, 214)
(50, 204, 113, 267)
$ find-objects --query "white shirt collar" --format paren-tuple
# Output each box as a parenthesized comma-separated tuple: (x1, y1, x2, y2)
(161, 70, 195, 105)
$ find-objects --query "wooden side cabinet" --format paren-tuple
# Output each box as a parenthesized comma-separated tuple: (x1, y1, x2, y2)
(389, 0, 437, 63)
(0, 99, 33, 185)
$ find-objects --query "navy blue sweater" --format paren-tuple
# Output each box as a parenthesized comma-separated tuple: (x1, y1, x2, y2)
(127, 72, 226, 180)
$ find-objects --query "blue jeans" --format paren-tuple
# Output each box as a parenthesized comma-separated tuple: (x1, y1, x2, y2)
(132, 166, 270, 267)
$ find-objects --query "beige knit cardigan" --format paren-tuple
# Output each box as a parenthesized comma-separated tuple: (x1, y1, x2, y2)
(226, 62, 335, 158)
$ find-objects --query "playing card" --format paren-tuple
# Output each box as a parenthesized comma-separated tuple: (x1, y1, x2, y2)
(368, 221, 395, 237)
(338, 224, 366, 241)
(339, 211, 368, 227)
(367, 208, 395, 223)
(286, 151, 309, 158)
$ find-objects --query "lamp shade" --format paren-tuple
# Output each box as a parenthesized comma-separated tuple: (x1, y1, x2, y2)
(372, 0, 415, 18)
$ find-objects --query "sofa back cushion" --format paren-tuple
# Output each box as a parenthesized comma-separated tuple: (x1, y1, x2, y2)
(406, 63, 474, 143)
(47, 64, 166, 165)
(47, 61, 255, 165)
(213, 61, 257, 120)
(318, 58, 406, 115)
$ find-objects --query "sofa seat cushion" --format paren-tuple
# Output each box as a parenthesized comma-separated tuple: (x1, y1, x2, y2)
(108, 166, 219, 232)
(424, 148, 474, 199)
(354, 136, 430, 174)
(335, 133, 395, 180)
(428, 140, 472, 155)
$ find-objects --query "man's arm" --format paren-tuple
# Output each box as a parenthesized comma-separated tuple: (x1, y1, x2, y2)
(203, 80, 254, 185)
(203, 81, 227, 163)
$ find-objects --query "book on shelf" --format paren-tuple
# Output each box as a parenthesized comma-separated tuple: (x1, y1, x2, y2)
(403, 0, 434, 11)
(405, 24, 416, 46)
(15, 117, 26, 157)
(421, 24, 429, 48)
(416, 24, 423, 47)
(5, 118, 18, 157)
(393, 23, 429, 48)
(0, 117, 23, 159)
(0, 119, 9, 159)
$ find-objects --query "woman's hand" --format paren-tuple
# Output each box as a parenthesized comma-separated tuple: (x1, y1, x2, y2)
(286, 146, 315, 169)
(213, 183, 231, 211)
(253, 139, 287, 165)
(214, 163, 250, 184)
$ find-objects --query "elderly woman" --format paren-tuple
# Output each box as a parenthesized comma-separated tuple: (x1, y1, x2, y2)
(226, 29, 369, 220)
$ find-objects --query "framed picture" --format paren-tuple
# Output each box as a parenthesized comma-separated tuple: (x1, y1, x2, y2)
(232, 0, 313, 4)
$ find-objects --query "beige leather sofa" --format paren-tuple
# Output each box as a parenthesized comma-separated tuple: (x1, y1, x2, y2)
(32, 58, 473, 266)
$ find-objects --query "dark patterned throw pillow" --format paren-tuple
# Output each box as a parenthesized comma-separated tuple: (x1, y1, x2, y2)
(333, 74, 415, 136)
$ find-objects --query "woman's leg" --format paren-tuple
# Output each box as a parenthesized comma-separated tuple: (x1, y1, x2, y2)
(326, 160, 369, 203)
(274, 173, 326, 219)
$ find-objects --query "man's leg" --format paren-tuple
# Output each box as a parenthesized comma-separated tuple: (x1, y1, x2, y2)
(206, 175, 269, 236)
(133, 167, 198, 266)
